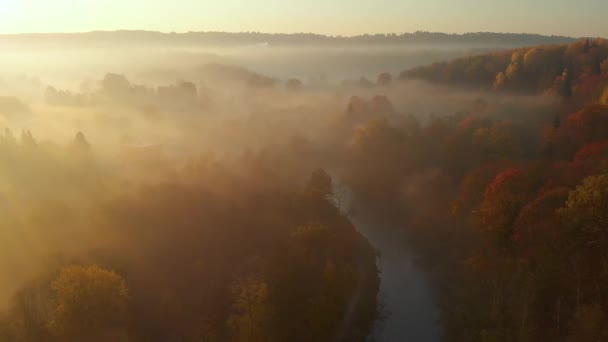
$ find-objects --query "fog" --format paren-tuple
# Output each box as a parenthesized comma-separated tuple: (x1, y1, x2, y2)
(0, 44, 551, 294)
(0, 37, 563, 342)
(0, 40, 507, 91)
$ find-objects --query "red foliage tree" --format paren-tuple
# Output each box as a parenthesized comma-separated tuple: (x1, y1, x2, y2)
(453, 160, 513, 217)
(569, 139, 608, 177)
(565, 104, 608, 145)
(477, 167, 532, 246)
(512, 187, 570, 257)
(573, 139, 608, 163)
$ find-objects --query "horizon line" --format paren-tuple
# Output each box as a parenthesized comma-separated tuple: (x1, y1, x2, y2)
(0, 29, 588, 39)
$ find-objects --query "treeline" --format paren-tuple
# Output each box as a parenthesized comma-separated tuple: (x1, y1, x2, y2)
(343, 41, 608, 341)
(401, 38, 608, 101)
(0, 131, 379, 342)
(44, 67, 293, 110)
(0, 31, 576, 47)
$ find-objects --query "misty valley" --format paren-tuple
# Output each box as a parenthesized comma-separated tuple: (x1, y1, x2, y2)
(0, 31, 608, 342)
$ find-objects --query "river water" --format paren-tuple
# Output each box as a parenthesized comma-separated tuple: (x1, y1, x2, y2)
(350, 213, 442, 342)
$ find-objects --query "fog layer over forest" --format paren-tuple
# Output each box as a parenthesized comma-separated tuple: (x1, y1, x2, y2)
(3, 34, 605, 342)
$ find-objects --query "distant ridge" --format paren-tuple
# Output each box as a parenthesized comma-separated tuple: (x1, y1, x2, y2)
(0, 30, 578, 47)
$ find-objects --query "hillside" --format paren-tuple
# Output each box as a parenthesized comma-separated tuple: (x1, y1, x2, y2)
(400, 38, 608, 101)
(336, 38, 608, 341)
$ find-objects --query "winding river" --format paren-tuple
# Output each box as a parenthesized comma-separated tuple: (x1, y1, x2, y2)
(350, 213, 442, 342)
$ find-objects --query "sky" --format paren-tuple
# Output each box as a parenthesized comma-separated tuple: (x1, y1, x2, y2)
(0, 0, 606, 37)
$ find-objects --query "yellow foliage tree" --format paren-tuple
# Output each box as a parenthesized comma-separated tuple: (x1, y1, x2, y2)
(48, 265, 129, 341)
(494, 72, 507, 89)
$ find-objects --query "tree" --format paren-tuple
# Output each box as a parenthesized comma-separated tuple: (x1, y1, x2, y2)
(559, 68, 573, 99)
(512, 187, 569, 255)
(21, 130, 36, 148)
(346, 96, 367, 115)
(101, 73, 131, 97)
(566, 104, 608, 145)
(377, 72, 392, 86)
(452, 161, 513, 216)
(178, 80, 197, 97)
(494, 72, 507, 89)
(558, 174, 608, 240)
(505, 52, 524, 85)
(2, 128, 16, 145)
(248, 73, 277, 88)
(45, 86, 59, 105)
(477, 168, 532, 247)
(349, 119, 408, 204)
(227, 277, 272, 342)
(359, 77, 373, 88)
(574, 140, 608, 163)
(74, 131, 89, 147)
(583, 38, 591, 53)
(473, 121, 525, 161)
(48, 265, 129, 341)
(601, 86, 608, 105)
(601, 58, 608, 74)
(523, 47, 542, 72)
(286, 78, 303, 91)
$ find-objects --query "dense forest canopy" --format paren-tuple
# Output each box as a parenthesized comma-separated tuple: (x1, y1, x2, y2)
(343, 37, 608, 341)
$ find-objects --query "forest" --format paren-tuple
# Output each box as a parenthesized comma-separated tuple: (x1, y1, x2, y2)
(0, 31, 607, 342)
(350, 37, 608, 341)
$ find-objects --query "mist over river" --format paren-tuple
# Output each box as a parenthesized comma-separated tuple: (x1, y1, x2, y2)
(350, 213, 442, 342)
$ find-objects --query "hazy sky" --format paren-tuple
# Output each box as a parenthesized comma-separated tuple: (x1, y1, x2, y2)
(0, 0, 606, 37)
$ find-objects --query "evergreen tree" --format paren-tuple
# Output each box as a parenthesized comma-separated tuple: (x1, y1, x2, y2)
(583, 38, 591, 53)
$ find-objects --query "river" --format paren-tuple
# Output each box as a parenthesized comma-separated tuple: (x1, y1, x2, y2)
(350, 213, 442, 342)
